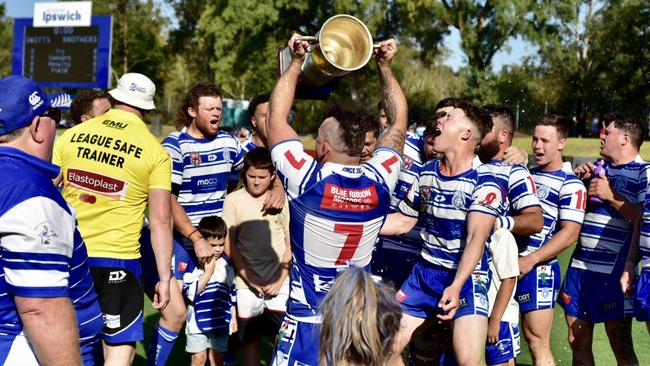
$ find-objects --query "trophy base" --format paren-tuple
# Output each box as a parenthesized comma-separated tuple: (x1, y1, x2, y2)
(277, 46, 339, 100)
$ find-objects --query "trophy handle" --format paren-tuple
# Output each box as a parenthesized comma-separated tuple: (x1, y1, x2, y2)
(296, 35, 319, 43)
(298, 35, 380, 48)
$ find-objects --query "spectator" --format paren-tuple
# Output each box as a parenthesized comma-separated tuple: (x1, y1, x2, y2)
(0, 75, 103, 365)
(222, 147, 291, 366)
(319, 267, 402, 366)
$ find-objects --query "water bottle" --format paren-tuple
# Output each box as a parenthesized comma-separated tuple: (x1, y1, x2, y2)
(589, 160, 606, 203)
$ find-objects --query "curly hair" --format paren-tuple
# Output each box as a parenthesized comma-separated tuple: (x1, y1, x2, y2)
(177, 81, 222, 129)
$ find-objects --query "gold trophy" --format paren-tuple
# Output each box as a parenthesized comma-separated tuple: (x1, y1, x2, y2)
(278, 14, 377, 99)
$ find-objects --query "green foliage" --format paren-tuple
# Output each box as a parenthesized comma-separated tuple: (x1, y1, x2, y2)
(0, 4, 13, 77)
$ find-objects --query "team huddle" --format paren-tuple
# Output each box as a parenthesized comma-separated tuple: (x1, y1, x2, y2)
(0, 35, 648, 366)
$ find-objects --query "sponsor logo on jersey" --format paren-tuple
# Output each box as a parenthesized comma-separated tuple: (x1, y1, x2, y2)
(67, 168, 128, 200)
(536, 184, 550, 200)
(452, 191, 465, 209)
(421, 186, 432, 201)
(101, 119, 128, 130)
(284, 150, 306, 170)
(190, 152, 201, 166)
(403, 155, 413, 170)
(320, 183, 379, 212)
(36, 223, 57, 245)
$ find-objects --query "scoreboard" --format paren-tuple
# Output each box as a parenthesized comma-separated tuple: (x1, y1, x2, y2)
(12, 16, 112, 89)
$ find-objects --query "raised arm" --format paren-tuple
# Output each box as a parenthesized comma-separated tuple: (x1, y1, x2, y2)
(265, 34, 307, 148)
(375, 39, 408, 155)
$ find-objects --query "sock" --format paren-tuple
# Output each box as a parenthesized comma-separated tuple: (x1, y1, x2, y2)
(147, 323, 179, 366)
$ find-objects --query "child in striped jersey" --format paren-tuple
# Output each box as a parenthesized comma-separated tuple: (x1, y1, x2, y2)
(183, 216, 237, 366)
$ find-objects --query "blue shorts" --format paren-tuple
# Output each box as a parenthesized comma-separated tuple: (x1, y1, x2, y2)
(636, 269, 650, 321)
(516, 261, 561, 312)
(397, 260, 490, 320)
(486, 321, 521, 366)
(271, 315, 320, 366)
(558, 267, 635, 323)
(80, 336, 103, 365)
(140, 227, 195, 291)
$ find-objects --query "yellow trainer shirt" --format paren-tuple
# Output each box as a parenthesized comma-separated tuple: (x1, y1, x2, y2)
(53, 109, 171, 259)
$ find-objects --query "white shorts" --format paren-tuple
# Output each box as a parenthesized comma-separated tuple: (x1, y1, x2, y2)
(236, 283, 289, 319)
(185, 332, 229, 353)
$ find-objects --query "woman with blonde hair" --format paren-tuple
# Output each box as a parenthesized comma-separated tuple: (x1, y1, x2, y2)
(320, 267, 403, 366)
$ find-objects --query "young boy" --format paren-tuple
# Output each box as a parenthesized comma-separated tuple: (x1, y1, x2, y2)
(222, 147, 291, 366)
(183, 216, 237, 366)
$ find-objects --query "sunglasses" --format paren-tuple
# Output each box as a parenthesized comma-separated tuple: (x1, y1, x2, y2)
(40, 107, 61, 124)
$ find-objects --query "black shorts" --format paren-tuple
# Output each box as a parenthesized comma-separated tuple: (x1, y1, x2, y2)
(90, 264, 144, 343)
(236, 310, 284, 342)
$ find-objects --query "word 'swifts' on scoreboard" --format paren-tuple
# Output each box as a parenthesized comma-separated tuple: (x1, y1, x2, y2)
(12, 16, 112, 89)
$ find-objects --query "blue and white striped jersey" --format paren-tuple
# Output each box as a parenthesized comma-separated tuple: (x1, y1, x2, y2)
(0, 147, 102, 360)
(637, 167, 650, 270)
(571, 161, 647, 274)
(381, 136, 425, 254)
(399, 159, 503, 270)
(479, 160, 540, 217)
(162, 130, 245, 223)
(516, 168, 586, 256)
(271, 139, 401, 321)
(183, 255, 235, 335)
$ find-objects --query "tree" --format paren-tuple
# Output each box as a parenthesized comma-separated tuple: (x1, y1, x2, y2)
(395, 0, 537, 99)
(0, 4, 13, 77)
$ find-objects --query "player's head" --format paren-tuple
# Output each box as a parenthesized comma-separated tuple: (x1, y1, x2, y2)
(477, 104, 515, 163)
(179, 81, 223, 138)
(240, 147, 276, 198)
(198, 216, 227, 258)
(0, 76, 59, 162)
(70, 90, 111, 124)
(432, 101, 492, 154)
(422, 116, 442, 161)
(532, 114, 569, 170)
(377, 100, 388, 130)
(435, 97, 459, 117)
(108, 73, 156, 116)
(248, 93, 270, 138)
(359, 114, 381, 163)
(316, 106, 364, 164)
(319, 267, 401, 366)
(600, 115, 645, 160)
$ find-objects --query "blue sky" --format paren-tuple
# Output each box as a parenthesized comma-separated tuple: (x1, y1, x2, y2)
(4, 0, 533, 72)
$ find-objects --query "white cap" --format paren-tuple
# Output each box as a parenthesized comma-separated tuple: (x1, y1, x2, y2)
(109, 73, 156, 110)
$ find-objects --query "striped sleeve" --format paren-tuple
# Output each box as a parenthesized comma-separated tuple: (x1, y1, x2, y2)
(559, 175, 587, 224)
(162, 133, 184, 192)
(470, 173, 502, 217)
(508, 164, 541, 213)
(0, 196, 74, 298)
(270, 139, 318, 199)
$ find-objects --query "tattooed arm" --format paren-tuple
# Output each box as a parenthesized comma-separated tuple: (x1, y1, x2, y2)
(375, 39, 408, 155)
